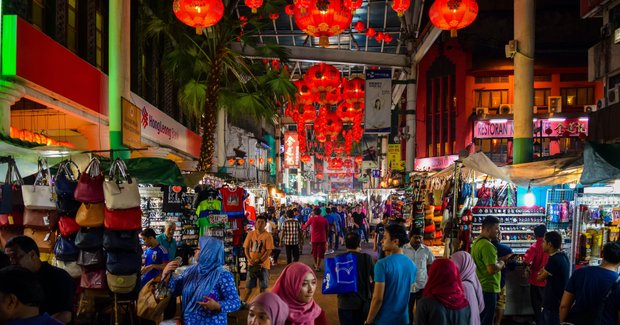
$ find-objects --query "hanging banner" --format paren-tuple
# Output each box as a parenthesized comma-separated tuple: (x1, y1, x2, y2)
(283, 131, 300, 168)
(303, 156, 315, 172)
(364, 69, 392, 133)
(387, 144, 404, 171)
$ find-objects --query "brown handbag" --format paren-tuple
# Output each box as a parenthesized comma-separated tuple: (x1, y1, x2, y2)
(23, 227, 56, 253)
(76, 203, 104, 228)
(0, 227, 23, 247)
(23, 209, 59, 229)
(137, 278, 171, 322)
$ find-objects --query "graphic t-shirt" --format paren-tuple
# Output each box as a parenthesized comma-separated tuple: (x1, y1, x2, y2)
(141, 245, 169, 286)
(565, 266, 620, 324)
(219, 187, 248, 217)
(196, 199, 222, 218)
(471, 236, 500, 293)
(374, 253, 417, 324)
(245, 204, 256, 221)
(542, 251, 570, 310)
(243, 230, 274, 270)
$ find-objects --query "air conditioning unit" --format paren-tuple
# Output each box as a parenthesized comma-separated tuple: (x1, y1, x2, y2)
(505, 40, 518, 59)
(499, 104, 513, 114)
(597, 98, 606, 110)
(548, 96, 562, 113)
(584, 105, 597, 113)
(608, 85, 620, 105)
(475, 107, 489, 117)
(533, 106, 539, 114)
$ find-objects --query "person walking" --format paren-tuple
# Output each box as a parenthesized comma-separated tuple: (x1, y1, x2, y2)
(451, 251, 485, 325)
(326, 207, 340, 254)
(374, 215, 389, 259)
(535, 231, 569, 325)
(492, 232, 514, 325)
(337, 231, 375, 324)
(415, 259, 472, 325)
(471, 216, 504, 325)
(272, 262, 327, 325)
(280, 209, 302, 264)
(403, 227, 435, 325)
(352, 205, 368, 243)
(303, 207, 329, 272)
(242, 214, 274, 303)
(248, 292, 289, 325)
(365, 224, 417, 325)
(523, 224, 548, 324)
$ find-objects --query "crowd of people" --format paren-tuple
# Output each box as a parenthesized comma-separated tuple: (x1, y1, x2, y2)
(1, 203, 620, 325)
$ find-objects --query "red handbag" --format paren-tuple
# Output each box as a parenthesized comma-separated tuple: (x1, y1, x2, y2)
(0, 208, 24, 228)
(58, 216, 81, 237)
(23, 209, 59, 229)
(74, 158, 104, 203)
(103, 207, 142, 231)
(80, 269, 107, 289)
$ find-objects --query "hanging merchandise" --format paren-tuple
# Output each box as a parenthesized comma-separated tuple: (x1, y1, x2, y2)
(103, 230, 140, 253)
(23, 226, 55, 253)
(74, 158, 104, 203)
(54, 235, 79, 262)
(58, 216, 80, 237)
(55, 160, 81, 216)
(0, 158, 24, 214)
(23, 209, 58, 230)
(21, 159, 56, 210)
(76, 203, 105, 228)
(219, 184, 249, 217)
(103, 159, 141, 210)
(103, 206, 142, 231)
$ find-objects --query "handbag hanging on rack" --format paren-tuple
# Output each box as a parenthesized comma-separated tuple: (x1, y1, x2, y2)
(103, 207, 142, 231)
(103, 158, 140, 210)
(0, 158, 24, 214)
(23, 208, 59, 230)
(21, 159, 56, 210)
(58, 216, 80, 237)
(75, 202, 104, 228)
(23, 227, 55, 253)
(56, 161, 81, 216)
(74, 158, 104, 203)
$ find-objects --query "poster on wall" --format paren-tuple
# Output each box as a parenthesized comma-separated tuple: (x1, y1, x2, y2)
(364, 69, 392, 133)
(121, 98, 142, 148)
(387, 144, 404, 171)
(283, 131, 299, 168)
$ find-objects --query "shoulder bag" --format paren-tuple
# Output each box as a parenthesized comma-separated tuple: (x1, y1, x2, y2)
(55, 160, 80, 196)
(74, 158, 104, 203)
(58, 216, 80, 237)
(103, 230, 140, 252)
(80, 269, 107, 290)
(106, 251, 141, 275)
(75, 226, 104, 250)
(53, 260, 83, 278)
(107, 272, 138, 294)
(23, 227, 55, 253)
(322, 252, 358, 294)
(103, 159, 140, 210)
(23, 208, 59, 230)
(0, 158, 24, 213)
(0, 207, 24, 228)
(54, 235, 80, 262)
(76, 202, 104, 228)
(137, 277, 171, 322)
(103, 206, 142, 231)
(77, 248, 106, 268)
(21, 159, 56, 210)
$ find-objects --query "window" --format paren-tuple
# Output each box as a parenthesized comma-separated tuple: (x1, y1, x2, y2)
(534, 75, 552, 82)
(476, 139, 510, 165)
(67, 0, 78, 53)
(475, 90, 509, 109)
(534, 89, 551, 107)
(426, 75, 457, 157)
(560, 73, 588, 82)
(475, 76, 509, 84)
(95, 10, 103, 69)
(31, 0, 46, 31)
(560, 87, 594, 107)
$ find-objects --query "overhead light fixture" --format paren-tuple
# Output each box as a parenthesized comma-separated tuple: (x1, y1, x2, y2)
(548, 117, 566, 122)
(524, 181, 536, 207)
(489, 119, 508, 123)
(31, 145, 75, 158)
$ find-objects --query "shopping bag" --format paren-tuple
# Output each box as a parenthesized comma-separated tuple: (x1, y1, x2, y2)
(322, 252, 358, 294)
(0, 208, 24, 228)
(54, 235, 80, 262)
(137, 278, 171, 322)
(75, 227, 104, 250)
(103, 207, 142, 231)
(74, 158, 104, 203)
(103, 230, 140, 252)
(23, 227, 55, 253)
(106, 251, 141, 275)
(23, 208, 59, 229)
(76, 203, 104, 228)
(21, 159, 56, 210)
(107, 272, 137, 294)
(58, 216, 80, 237)
(103, 159, 140, 210)
(80, 269, 107, 289)
(0, 159, 24, 214)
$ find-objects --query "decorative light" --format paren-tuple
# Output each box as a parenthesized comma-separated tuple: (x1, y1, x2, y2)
(249, 158, 255, 165)
(269, 12, 280, 20)
(375, 32, 385, 42)
(429, 0, 479, 38)
(344, 0, 363, 13)
(293, 0, 353, 47)
(354, 21, 365, 32)
(238, 159, 245, 165)
(316, 172, 324, 180)
(524, 181, 536, 207)
(384, 33, 394, 43)
(342, 77, 365, 110)
(304, 63, 342, 103)
(173, 0, 225, 34)
(355, 155, 363, 164)
(391, 0, 410, 16)
(366, 27, 376, 37)
(228, 158, 235, 165)
(301, 154, 312, 163)
(285, 4, 296, 16)
(245, 0, 264, 13)
(259, 158, 265, 164)
(267, 157, 274, 163)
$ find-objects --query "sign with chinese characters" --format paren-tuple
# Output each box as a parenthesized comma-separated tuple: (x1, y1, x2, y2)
(121, 97, 142, 148)
(364, 69, 392, 133)
(387, 144, 404, 171)
(474, 119, 588, 139)
(283, 131, 299, 168)
(414, 155, 459, 171)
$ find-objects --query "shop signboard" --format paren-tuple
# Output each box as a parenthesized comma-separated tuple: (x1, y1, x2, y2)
(364, 69, 392, 133)
(387, 144, 405, 171)
(371, 169, 381, 178)
(414, 155, 459, 171)
(283, 131, 299, 168)
(474, 118, 588, 139)
(121, 98, 142, 148)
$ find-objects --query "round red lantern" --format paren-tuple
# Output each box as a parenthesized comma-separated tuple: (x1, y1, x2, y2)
(344, 0, 363, 13)
(285, 4, 295, 16)
(304, 63, 342, 102)
(391, 0, 410, 16)
(318, 89, 342, 105)
(267, 157, 273, 163)
(249, 158, 255, 165)
(323, 112, 343, 137)
(384, 33, 394, 43)
(355, 155, 363, 164)
(375, 32, 385, 42)
(173, 0, 225, 34)
(354, 21, 365, 32)
(245, 0, 263, 13)
(301, 154, 312, 163)
(296, 104, 316, 123)
(343, 159, 353, 169)
(336, 103, 356, 122)
(269, 12, 280, 20)
(293, 0, 353, 47)
(316, 172, 324, 180)
(228, 158, 235, 165)
(342, 77, 365, 107)
(259, 158, 265, 164)
(294, 79, 315, 105)
(366, 27, 376, 37)
(315, 133, 327, 143)
(429, 0, 479, 37)
(238, 159, 245, 165)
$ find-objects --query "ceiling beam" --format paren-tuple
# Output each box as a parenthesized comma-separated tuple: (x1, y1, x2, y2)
(231, 42, 409, 68)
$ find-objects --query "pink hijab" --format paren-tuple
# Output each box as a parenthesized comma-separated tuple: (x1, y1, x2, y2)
(251, 292, 289, 325)
(272, 262, 322, 325)
(451, 251, 485, 325)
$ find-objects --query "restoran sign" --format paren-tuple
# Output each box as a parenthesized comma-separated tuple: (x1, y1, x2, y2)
(474, 119, 588, 139)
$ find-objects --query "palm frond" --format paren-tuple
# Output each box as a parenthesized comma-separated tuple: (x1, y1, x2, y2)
(178, 79, 207, 120)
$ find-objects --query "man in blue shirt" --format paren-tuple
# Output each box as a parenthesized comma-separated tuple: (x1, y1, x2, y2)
(140, 228, 170, 287)
(156, 221, 177, 259)
(327, 207, 341, 253)
(365, 224, 417, 325)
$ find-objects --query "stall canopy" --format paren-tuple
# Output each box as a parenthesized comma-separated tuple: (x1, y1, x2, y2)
(432, 152, 511, 181)
(580, 142, 620, 185)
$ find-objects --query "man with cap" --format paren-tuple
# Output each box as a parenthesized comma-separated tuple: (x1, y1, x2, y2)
(524, 224, 548, 325)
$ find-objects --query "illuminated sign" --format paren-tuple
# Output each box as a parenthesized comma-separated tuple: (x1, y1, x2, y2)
(474, 119, 588, 139)
(414, 155, 459, 171)
(121, 98, 142, 149)
(283, 131, 299, 168)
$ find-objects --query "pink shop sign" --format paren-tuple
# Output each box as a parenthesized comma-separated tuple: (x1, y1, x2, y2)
(474, 119, 588, 139)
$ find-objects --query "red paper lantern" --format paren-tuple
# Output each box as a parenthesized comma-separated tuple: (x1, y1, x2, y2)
(375, 32, 385, 42)
(239, 15, 248, 27)
(245, 0, 263, 13)
(342, 77, 365, 107)
(354, 21, 365, 32)
(293, 0, 353, 47)
(228, 158, 235, 165)
(301, 154, 312, 163)
(269, 12, 280, 20)
(391, 0, 410, 16)
(259, 158, 265, 163)
(285, 4, 295, 16)
(336, 103, 356, 122)
(384, 33, 394, 43)
(267, 157, 273, 163)
(316, 172, 324, 180)
(323, 112, 343, 137)
(249, 158, 255, 165)
(173, 0, 225, 34)
(294, 0, 313, 13)
(344, 0, 363, 13)
(304, 63, 342, 102)
(343, 159, 353, 169)
(366, 27, 376, 37)
(355, 155, 363, 164)
(294, 79, 315, 105)
(429, 0, 479, 37)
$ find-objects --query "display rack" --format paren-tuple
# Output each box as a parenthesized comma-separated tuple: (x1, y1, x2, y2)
(139, 186, 164, 229)
(546, 188, 575, 231)
(471, 206, 546, 255)
(570, 193, 620, 271)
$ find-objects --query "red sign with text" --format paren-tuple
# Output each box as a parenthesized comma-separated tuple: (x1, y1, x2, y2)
(474, 119, 588, 139)
(283, 132, 299, 168)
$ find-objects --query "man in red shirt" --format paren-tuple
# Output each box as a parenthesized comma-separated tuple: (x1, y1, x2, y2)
(303, 207, 329, 272)
(523, 224, 548, 325)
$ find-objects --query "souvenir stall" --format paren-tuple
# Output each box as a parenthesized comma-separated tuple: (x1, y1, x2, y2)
(366, 188, 393, 223)
(244, 184, 269, 220)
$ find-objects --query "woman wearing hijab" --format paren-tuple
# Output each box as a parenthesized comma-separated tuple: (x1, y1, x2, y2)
(451, 251, 485, 325)
(163, 237, 241, 324)
(272, 262, 327, 325)
(415, 259, 471, 325)
(248, 292, 289, 325)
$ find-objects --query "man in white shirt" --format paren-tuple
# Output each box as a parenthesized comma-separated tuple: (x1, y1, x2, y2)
(402, 228, 435, 325)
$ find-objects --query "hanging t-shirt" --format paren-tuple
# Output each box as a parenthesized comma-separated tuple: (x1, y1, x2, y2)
(192, 186, 220, 208)
(162, 186, 184, 212)
(219, 186, 248, 217)
(245, 204, 256, 221)
(196, 199, 222, 218)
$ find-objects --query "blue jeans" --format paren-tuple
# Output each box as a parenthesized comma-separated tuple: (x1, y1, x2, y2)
(542, 308, 560, 325)
(246, 268, 269, 289)
(480, 292, 498, 325)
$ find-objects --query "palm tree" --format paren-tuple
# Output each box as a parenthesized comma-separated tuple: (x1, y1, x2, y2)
(141, 0, 296, 171)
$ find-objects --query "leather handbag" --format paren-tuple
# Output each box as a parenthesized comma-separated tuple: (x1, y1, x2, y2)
(74, 158, 104, 203)
(0, 227, 23, 247)
(23, 227, 55, 253)
(55, 160, 80, 196)
(0, 159, 24, 213)
(75, 227, 104, 250)
(23, 208, 59, 229)
(56, 193, 81, 217)
(54, 235, 79, 262)
(58, 216, 80, 237)
(80, 269, 107, 289)
(103, 207, 142, 231)
(53, 260, 83, 278)
(0, 208, 24, 228)
(103, 159, 140, 210)
(76, 203, 104, 228)
(21, 159, 56, 210)
(107, 272, 137, 294)
(77, 248, 106, 268)
(103, 230, 140, 252)
(106, 251, 141, 275)
(137, 278, 171, 321)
